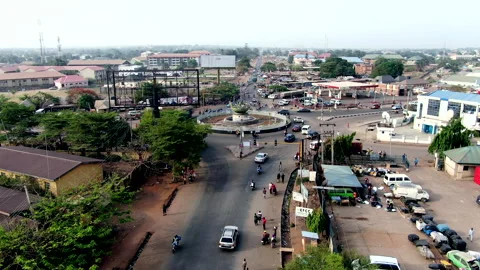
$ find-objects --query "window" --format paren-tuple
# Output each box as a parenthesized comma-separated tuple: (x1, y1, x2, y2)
(447, 102, 461, 118)
(464, 104, 476, 114)
(45, 182, 51, 190)
(463, 166, 470, 171)
(427, 99, 440, 116)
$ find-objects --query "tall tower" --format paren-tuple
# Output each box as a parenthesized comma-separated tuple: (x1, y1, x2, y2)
(57, 36, 62, 57)
(38, 19, 46, 64)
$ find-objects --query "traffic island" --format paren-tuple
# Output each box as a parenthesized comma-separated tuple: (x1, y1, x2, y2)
(225, 145, 264, 158)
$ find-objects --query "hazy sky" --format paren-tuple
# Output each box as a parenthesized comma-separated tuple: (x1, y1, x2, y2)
(2, 0, 479, 49)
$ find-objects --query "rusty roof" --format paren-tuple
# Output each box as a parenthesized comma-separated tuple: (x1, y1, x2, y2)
(0, 186, 41, 216)
(0, 146, 103, 181)
(0, 71, 66, 81)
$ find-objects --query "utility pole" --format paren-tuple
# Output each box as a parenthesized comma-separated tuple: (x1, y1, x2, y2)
(152, 74, 160, 119)
(319, 123, 336, 164)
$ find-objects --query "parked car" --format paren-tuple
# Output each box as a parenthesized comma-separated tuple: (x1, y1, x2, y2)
(293, 117, 304, 124)
(292, 125, 301, 132)
(284, 133, 296, 142)
(297, 108, 311, 113)
(254, 153, 269, 163)
(392, 104, 403, 110)
(383, 173, 412, 187)
(447, 250, 480, 270)
(370, 103, 381, 109)
(128, 110, 142, 119)
(331, 99, 342, 105)
(323, 101, 334, 107)
(277, 109, 290, 115)
(309, 140, 322, 150)
(353, 255, 402, 270)
(306, 130, 319, 139)
(218, 225, 239, 250)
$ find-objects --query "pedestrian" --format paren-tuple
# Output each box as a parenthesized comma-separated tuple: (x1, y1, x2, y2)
(469, 228, 474, 242)
(254, 213, 258, 226)
(402, 153, 406, 162)
(262, 217, 267, 230)
(281, 173, 285, 183)
(268, 182, 273, 194)
(279, 161, 282, 171)
(263, 188, 267, 198)
(243, 258, 247, 270)
(273, 226, 277, 236)
(277, 173, 281, 182)
(163, 204, 167, 216)
(414, 158, 419, 167)
(257, 210, 262, 219)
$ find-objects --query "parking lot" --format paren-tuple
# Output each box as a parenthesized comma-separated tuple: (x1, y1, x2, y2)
(335, 165, 480, 270)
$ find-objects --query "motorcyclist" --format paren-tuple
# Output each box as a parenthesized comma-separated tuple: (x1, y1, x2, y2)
(257, 165, 262, 173)
(262, 231, 270, 244)
(250, 179, 256, 189)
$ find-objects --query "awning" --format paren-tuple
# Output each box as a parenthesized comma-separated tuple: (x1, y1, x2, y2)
(322, 165, 362, 188)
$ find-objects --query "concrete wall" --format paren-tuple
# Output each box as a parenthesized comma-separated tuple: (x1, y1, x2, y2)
(445, 156, 476, 181)
(56, 163, 103, 195)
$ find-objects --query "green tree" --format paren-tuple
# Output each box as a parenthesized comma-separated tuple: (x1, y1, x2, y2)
(238, 57, 251, 68)
(370, 58, 404, 78)
(38, 111, 74, 146)
(77, 94, 96, 110)
(318, 57, 355, 78)
(0, 102, 36, 131)
(203, 82, 239, 101)
(306, 209, 328, 235)
(0, 177, 135, 269)
(186, 59, 198, 68)
(261, 62, 277, 72)
(324, 132, 356, 164)
(313, 59, 323, 66)
(277, 63, 286, 71)
(285, 245, 345, 270)
(291, 65, 304, 71)
(19, 92, 60, 109)
(268, 85, 289, 92)
(135, 82, 169, 103)
(428, 118, 472, 157)
(138, 110, 211, 170)
(66, 112, 131, 155)
(288, 55, 294, 64)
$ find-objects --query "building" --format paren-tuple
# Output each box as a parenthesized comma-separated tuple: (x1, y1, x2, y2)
(0, 146, 103, 196)
(354, 63, 373, 75)
(67, 59, 130, 70)
(293, 54, 317, 66)
(288, 51, 319, 58)
(449, 53, 478, 61)
(362, 54, 404, 65)
(0, 71, 65, 89)
(77, 66, 106, 80)
(131, 56, 147, 65)
(0, 186, 41, 222)
(340, 57, 363, 64)
(414, 90, 480, 134)
(54, 75, 88, 89)
(443, 146, 480, 181)
(147, 52, 206, 68)
(0, 66, 19, 73)
(17, 65, 105, 80)
(389, 79, 431, 96)
(440, 75, 480, 88)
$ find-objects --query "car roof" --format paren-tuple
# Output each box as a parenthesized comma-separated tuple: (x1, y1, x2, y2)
(370, 255, 399, 265)
(257, 153, 266, 155)
(385, 173, 409, 177)
(302, 125, 311, 128)
(448, 250, 476, 261)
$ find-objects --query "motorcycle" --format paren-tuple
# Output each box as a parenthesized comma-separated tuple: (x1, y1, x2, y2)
(172, 235, 181, 254)
(261, 234, 270, 245)
(250, 181, 256, 191)
(257, 167, 263, 175)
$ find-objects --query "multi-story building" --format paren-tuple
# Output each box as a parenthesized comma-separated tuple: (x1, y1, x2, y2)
(362, 54, 404, 65)
(0, 71, 65, 89)
(147, 51, 210, 68)
(354, 63, 374, 75)
(67, 59, 130, 70)
(414, 90, 480, 134)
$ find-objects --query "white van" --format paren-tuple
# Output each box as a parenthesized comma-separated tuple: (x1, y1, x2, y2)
(301, 125, 311, 135)
(383, 174, 411, 187)
(268, 94, 279, 99)
(303, 100, 312, 106)
(392, 183, 430, 202)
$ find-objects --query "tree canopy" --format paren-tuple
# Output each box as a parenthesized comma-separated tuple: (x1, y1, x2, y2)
(261, 62, 277, 72)
(428, 118, 472, 157)
(324, 132, 356, 164)
(134, 82, 169, 103)
(138, 110, 211, 169)
(318, 58, 355, 78)
(268, 85, 289, 92)
(370, 58, 404, 78)
(203, 82, 239, 101)
(0, 177, 135, 269)
(285, 245, 345, 270)
(0, 101, 38, 144)
(19, 92, 60, 110)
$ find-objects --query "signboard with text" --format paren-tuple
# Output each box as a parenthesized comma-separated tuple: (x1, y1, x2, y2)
(292, 191, 303, 202)
(295, 207, 313, 218)
(300, 183, 309, 203)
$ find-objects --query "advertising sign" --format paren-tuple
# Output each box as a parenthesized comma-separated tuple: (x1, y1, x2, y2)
(300, 183, 309, 203)
(295, 207, 313, 218)
(292, 191, 303, 202)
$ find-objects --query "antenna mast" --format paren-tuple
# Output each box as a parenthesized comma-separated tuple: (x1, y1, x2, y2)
(38, 19, 46, 64)
(57, 36, 62, 57)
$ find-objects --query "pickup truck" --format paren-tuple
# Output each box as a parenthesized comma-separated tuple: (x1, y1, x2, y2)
(293, 117, 304, 123)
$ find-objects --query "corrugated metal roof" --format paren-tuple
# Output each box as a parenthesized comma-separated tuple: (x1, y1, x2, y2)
(444, 146, 480, 165)
(340, 57, 363, 63)
(0, 186, 41, 216)
(322, 165, 362, 188)
(442, 75, 480, 84)
(427, 90, 480, 103)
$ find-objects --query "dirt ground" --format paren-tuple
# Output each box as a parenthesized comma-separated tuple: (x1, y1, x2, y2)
(101, 174, 179, 270)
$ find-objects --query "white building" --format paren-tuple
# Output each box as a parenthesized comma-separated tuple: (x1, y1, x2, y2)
(440, 75, 480, 87)
(147, 51, 210, 68)
(414, 90, 480, 134)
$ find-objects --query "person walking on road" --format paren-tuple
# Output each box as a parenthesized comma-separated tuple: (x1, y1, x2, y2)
(281, 173, 285, 183)
(279, 161, 282, 172)
(414, 158, 419, 167)
(469, 228, 474, 242)
(243, 258, 247, 270)
(268, 182, 273, 194)
(263, 188, 267, 198)
(254, 213, 259, 226)
(402, 153, 407, 162)
(262, 217, 267, 230)
(277, 173, 281, 182)
(163, 204, 167, 216)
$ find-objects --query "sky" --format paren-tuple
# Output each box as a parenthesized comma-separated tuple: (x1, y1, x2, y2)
(1, 0, 480, 49)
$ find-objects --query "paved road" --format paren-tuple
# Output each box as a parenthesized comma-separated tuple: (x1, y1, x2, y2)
(159, 133, 298, 270)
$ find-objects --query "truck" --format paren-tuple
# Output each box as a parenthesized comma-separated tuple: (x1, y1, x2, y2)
(392, 183, 430, 202)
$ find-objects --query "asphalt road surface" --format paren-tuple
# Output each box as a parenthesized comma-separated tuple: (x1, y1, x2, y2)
(161, 132, 298, 270)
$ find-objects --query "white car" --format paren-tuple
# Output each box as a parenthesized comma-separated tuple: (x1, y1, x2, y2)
(218, 225, 239, 250)
(331, 99, 342, 105)
(392, 104, 403, 110)
(352, 255, 401, 270)
(293, 117, 304, 123)
(254, 153, 269, 163)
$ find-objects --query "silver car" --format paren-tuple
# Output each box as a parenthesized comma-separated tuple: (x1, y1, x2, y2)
(254, 153, 268, 163)
(218, 226, 239, 250)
